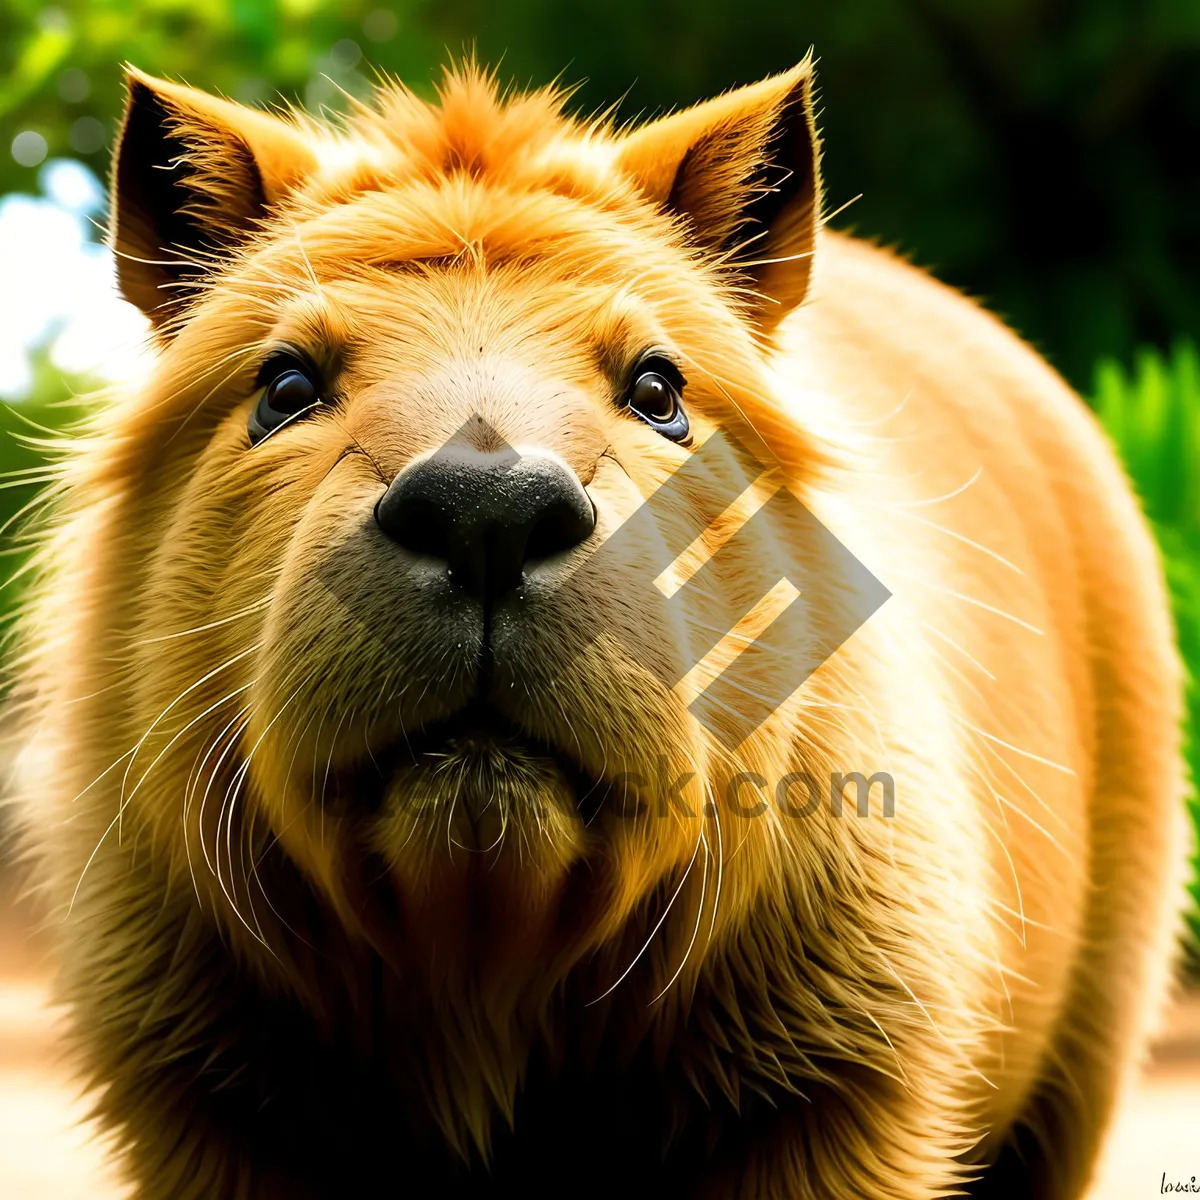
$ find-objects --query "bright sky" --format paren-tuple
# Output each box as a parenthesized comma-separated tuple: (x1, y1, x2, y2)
(0, 159, 151, 399)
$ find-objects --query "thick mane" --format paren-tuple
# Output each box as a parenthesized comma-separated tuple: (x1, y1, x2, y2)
(298, 64, 621, 211)
(376, 66, 574, 174)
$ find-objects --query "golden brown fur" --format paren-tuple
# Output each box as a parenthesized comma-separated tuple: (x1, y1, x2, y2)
(13, 59, 1190, 1198)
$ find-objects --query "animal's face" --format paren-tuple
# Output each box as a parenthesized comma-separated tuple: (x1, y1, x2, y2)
(95, 63, 828, 981)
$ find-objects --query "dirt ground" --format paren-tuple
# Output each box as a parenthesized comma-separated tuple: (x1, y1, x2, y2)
(0, 868, 1196, 1198)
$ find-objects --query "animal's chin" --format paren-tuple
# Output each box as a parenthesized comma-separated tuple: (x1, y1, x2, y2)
(336, 704, 603, 928)
(308, 703, 610, 976)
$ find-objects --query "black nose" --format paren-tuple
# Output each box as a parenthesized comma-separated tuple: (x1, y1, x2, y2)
(375, 446, 596, 602)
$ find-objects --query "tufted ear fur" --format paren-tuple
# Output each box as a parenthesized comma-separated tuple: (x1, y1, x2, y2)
(617, 60, 822, 336)
(111, 68, 318, 330)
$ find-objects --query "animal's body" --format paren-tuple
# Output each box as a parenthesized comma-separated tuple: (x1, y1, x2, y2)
(14, 59, 1189, 1199)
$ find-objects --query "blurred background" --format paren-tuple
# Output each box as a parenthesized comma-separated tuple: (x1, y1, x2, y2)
(0, 1, 1198, 1192)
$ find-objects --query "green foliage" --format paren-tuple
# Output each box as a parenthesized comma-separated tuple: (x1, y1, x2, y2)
(0, 350, 89, 653)
(2, 0, 1199, 388)
(0, 0, 440, 181)
(1093, 343, 1200, 952)
(1095, 345, 1200, 534)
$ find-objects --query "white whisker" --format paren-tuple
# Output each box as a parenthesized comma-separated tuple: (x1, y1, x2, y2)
(588, 831, 704, 1005)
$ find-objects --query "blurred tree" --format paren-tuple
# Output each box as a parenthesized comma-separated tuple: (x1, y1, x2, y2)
(0, 1, 442, 192)
(1, 0, 1199, 387)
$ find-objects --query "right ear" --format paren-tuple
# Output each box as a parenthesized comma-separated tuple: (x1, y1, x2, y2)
(111, 68, 318, 331)
(615, 61, 821, 336)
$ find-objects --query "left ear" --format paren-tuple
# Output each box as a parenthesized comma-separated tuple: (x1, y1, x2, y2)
(111, 68, 319, 331)
(616, 59, 821, 335)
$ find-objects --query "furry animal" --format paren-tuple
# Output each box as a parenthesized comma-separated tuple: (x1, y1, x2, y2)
(14, 58, 1190, 1199)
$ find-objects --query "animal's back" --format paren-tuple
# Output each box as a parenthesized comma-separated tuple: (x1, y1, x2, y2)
(785, 229, 1188, 1194)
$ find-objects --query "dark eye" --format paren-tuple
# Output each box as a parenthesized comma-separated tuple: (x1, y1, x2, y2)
(248, 356, 323, 444)
(624, 357, 689, 442)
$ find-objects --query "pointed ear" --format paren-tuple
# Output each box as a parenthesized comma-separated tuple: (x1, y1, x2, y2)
(616, 60, 822, 335)
(111, 69, 318, 330)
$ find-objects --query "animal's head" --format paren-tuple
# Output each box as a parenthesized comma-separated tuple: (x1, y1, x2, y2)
(64, 61, 859, 997)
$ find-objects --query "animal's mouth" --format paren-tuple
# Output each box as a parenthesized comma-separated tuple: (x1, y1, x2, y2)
(348, 702, 609, 829)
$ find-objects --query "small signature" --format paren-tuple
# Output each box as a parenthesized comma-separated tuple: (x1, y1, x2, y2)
(1162, 1175, 1200, 1194)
